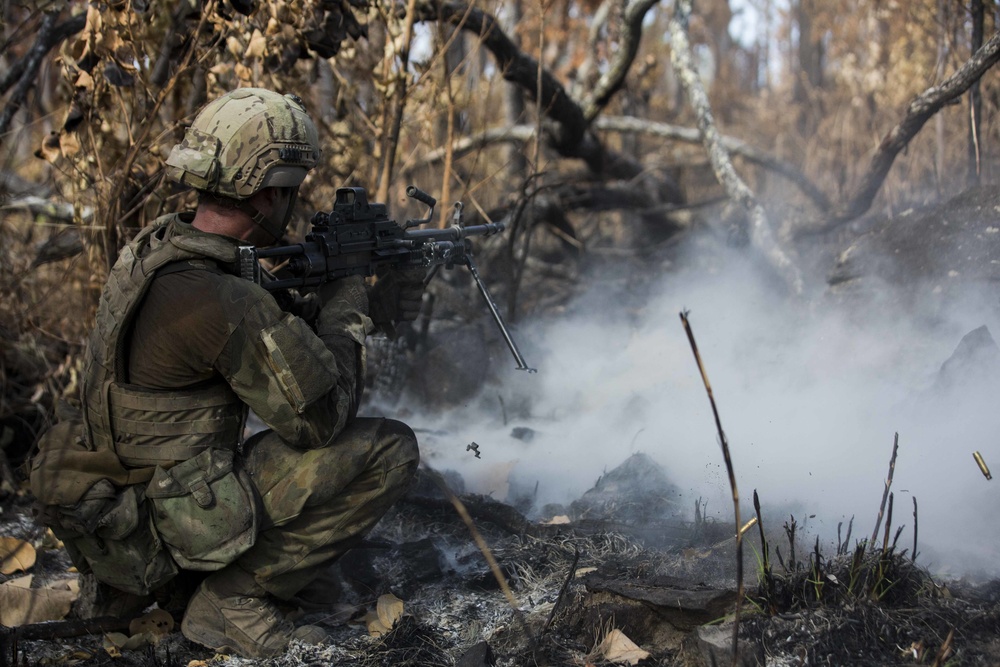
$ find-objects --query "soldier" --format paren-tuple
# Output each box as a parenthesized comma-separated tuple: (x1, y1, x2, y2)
(30, 88, 423, 657)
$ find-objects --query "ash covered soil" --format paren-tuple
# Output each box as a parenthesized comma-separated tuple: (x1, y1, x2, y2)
(2, 458, 1000, 667)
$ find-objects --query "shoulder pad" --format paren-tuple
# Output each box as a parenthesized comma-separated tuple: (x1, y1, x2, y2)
(169, 234, 239, 264)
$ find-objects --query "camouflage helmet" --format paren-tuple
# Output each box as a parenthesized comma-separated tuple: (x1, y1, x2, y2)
(165, 88, 320, 199)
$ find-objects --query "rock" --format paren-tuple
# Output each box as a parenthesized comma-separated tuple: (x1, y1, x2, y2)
(934, 325, 1000, 393)
(584, 569, 736, 631)
(455, 640, 497, 667)
(569, 452, 683, 524)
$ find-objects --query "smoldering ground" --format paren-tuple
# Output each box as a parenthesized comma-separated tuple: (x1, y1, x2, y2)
(390, 220, 1000, 581)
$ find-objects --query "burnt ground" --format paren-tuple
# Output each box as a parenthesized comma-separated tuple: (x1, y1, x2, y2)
(5, 185, 1000, 666)
(2, 458, 1000, 667)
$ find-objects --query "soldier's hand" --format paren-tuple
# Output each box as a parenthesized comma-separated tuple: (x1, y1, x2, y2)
(368, 268, 426, 336)
(318, 274, 368, 315)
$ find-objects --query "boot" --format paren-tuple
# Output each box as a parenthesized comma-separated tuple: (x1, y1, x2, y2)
(181, 565, 328, 658)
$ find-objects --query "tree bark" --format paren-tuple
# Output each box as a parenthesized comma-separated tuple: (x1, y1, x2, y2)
(968, 0, 984, 187)
(669, 0, 803, 294)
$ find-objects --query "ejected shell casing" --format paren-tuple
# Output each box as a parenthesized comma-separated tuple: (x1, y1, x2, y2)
(973, 451, 992, 480)
(739, 516, 759, 536)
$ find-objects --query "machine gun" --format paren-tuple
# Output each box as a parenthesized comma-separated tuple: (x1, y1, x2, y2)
(241, 185, 534, 372)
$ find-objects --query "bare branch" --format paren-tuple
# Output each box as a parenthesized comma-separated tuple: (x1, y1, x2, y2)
(580, 0, 659, 123)
(405, 125, 535, 170)
(412, 0, 594, 162)
(668, 1, 803, 294)
(799, 28, 1000, 236)
(595, 116, 832, 211)
(0, 9, 86, 137)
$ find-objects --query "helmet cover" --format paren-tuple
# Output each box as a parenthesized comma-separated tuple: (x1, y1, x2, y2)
(165, 88, 320, 199)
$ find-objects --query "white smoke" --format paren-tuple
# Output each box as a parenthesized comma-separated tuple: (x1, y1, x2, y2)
(397, 230, 1000, 579)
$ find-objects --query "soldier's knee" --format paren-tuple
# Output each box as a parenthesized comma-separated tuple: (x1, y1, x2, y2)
(377, 418, 419, 474)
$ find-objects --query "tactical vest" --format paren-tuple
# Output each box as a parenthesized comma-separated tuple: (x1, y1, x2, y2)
(82, 215, 248, 469)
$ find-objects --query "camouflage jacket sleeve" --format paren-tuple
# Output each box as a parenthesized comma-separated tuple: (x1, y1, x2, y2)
(216, 277, 373, 449)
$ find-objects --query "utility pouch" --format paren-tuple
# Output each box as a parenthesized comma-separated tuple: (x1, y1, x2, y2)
(145, 448, 259, 571)
(69, 485, 178, 596)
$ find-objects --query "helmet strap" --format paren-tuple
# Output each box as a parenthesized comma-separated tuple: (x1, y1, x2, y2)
(240, 186, 298, 244)
(240, 199, 284, 244)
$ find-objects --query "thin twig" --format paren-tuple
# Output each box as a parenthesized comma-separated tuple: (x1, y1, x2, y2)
(753, 490, 769, 573)
(881, 492, 894, 556)
(931, 628, 955, 667)
(541, 547, 579, 636)
(103, 0, 218, 264)
(870, 433, 899, 548)
(679, 310, 743, 667)
(912, 497, 919, 563)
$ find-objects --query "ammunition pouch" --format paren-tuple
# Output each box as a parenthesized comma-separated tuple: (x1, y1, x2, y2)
(146, 448, 260, 571)
(55, 484, 178, 596)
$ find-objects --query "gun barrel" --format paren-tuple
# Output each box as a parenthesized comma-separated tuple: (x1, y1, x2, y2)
(404, 222, 505, 242)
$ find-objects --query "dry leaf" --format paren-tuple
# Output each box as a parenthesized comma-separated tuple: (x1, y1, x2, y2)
(363, 609, 389, 636)
(0, 580, 76, 625)
(35, 132, 62, 163)
(0, 537, 36, 575)
(544, 515, 571, 525)
(60, 132, 81, 158)
(84, 5, 103, 38)
(104, 631, 155, 656)
(226, 36, 243, 58)
(376, 593, 404, 631)
(575, 567, 598, 578)
(598, 629, 650, 665)
(129, 608, 174, 637)
(234, 63, 252, 83)
(75, 70, 95, 91)
(245, 29, 267, 59)
(8, 575, 33, 589)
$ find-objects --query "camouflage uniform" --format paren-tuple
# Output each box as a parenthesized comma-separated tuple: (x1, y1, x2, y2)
(30, 89, 421, 658)
(119, 214, 418, 598)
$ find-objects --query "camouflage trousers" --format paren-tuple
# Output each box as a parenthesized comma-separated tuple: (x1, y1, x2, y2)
(234, 417, 418, 599)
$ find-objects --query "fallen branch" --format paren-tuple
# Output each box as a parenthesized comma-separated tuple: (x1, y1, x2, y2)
(931, 628, 955, 667)
(0, 615, 132, 641)
(595, 116, 832, 212)
(798, 29, 1000, 235)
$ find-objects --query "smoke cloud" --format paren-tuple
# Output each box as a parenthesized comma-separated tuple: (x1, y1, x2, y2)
(398, 229, 1000, 579)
